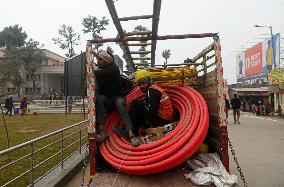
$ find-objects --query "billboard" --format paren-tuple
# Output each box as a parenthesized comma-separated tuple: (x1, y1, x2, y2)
(236, 33, 280, 83)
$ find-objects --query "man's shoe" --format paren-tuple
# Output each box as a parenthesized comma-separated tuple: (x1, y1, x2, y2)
(113, 125, 130, 141)
(237, 121, 240, 124)
(96, 131, 108, 143)
(130, 136, 140, 147)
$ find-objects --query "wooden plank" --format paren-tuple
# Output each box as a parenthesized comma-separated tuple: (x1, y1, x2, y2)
(89, 33, 218, 43)
(192, 43, 215, 62)
(132, 57, 151, 60)
(130, 51, 151, 54)
(125, 31, 152, 36)
(134, 63, 151, 66)
(118, 15, 153, 21)
(105, 0, 135, 70)
(151, 0, 162, 66)
(127, 43, 152, 46)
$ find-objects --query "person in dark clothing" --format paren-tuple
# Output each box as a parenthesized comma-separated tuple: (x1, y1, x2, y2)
(225, 97, 230, 119)
(20, 96, 28, 116)
(94, 49, 139, 147)
(67, 96, 73, 114)
(231, 94, 241, 124)
(4, 96, 14, 116)
(128, 70, 173, 131)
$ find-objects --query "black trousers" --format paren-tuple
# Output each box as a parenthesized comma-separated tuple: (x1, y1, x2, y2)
(128, 99, 169, 132)
(5, 108, 12, 116)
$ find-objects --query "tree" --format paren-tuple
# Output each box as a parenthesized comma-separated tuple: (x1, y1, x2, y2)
(53, 25, 80, 58)
(0, 25, 46, 97)
(162, 49, 171, 65)
(0, 25, 27, 95)
(0, 49, 24, 96)
(82, 15, 109, 51)
(0, 25, 27, 49)
(20, 39, 47, 96)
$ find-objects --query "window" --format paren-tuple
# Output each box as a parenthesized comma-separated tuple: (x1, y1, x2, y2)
(37, 88, 41, 93)
(26, 88, 29, 93)
(29, 88, 33, 93)
(7, 88, 15, 93)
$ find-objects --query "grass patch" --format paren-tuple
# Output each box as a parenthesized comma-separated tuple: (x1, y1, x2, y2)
(0, 113, 88, 186)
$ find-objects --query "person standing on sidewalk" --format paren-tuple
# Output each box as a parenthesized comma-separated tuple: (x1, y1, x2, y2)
(231, 94, 241, 124)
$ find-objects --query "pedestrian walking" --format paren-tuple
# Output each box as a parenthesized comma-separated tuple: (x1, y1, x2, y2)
(225, 97, 230, 119)
(231, 94, 241, 124)
(4, 96, 14, 116)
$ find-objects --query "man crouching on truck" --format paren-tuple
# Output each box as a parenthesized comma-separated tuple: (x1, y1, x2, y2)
(129, 70, 173, 129)
(94, 49, 139, 147)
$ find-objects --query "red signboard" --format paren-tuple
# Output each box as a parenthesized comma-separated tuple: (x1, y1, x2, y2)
(245, 43, 262, 77)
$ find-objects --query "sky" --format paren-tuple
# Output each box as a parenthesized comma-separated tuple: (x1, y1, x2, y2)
(1, 0, 284, 84)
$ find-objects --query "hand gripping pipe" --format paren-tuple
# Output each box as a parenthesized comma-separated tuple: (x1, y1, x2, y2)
(99, 85, 209, 175)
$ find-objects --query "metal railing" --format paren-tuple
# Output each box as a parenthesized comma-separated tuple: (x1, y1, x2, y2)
(31, 99, 87, 107)
(0, 120, 88, 187)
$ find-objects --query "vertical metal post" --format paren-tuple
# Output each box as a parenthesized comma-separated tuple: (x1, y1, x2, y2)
(0, 105, 10, 149)
(30, 143, 34, 187)
(61, 131, 64, 169)
(64, 60, 68, 115)
(79, 124, 82, 154)
(81, 52, 86, 119)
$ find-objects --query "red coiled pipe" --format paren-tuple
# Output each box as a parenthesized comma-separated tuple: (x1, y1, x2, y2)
(99, 85, 209, 175)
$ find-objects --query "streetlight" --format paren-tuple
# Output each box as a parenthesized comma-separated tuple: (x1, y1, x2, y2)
(254, 25, 276, 69)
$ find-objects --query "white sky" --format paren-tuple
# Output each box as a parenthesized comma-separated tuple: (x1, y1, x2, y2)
(1, 0, 284, 84)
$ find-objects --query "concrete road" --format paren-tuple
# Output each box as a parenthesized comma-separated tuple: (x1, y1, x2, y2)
(228, 112, 284, 187)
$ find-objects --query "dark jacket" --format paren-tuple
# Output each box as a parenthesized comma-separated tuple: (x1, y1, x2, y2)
(20, 100, 27, 109)
(94, 64, 123, 97)
(5, 98, 14, 109)
(231, 97, 241, 110)
(145, 88, 162, 115)
(225, 98, 230, 109)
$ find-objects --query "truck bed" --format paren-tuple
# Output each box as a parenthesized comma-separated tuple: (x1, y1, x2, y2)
(64, 164, 214, 187)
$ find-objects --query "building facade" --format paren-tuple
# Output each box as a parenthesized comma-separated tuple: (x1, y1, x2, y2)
(0, 48, 65, 100)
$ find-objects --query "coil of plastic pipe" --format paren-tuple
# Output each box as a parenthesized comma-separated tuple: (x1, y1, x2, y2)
(99, 85, 209, 175)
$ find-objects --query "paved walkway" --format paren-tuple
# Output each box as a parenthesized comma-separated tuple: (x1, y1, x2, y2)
(228, 111, 284, 187)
